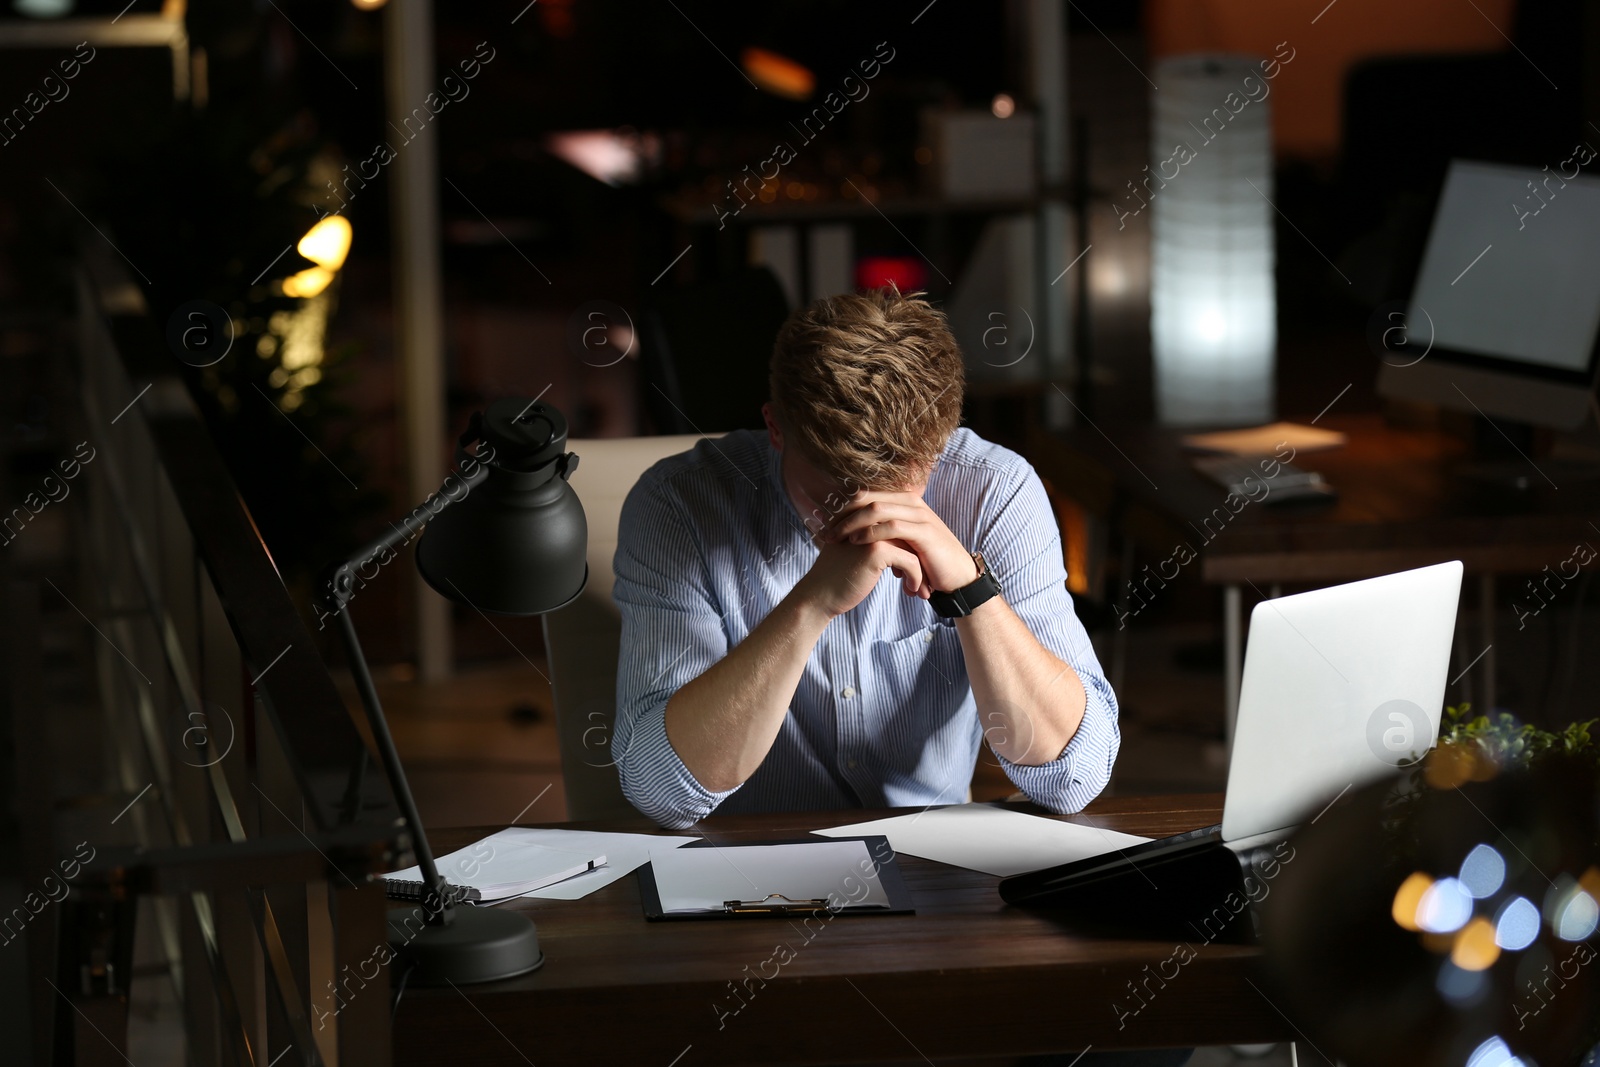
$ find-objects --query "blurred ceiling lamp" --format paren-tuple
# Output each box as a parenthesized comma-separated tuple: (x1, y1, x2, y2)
(1149, 55, 1275, 426)
(1091, 256, 1129, 299)
(12, 0, 73, 15)
(350, 0, 387, 7)
(741, 47, 815, 101)
(282, 267, 335, 299)
(298, 215, 353, 271)
(991, 93, 1016, 119)
(855, 255, 928, 294)
(545, 129, 658, 186)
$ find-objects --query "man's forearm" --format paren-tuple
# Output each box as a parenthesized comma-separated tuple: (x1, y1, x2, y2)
(956, 596, 1088, 766)
(663, 591, 832, 792)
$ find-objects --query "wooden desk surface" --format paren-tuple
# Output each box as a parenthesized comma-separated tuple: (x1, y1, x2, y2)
(395, 796, 1291, 1066)
(1029, 413, 1600, 583)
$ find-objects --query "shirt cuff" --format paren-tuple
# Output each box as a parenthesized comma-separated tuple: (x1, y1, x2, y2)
(993, 678, 1119, 814)
(616, 701, 741, 829)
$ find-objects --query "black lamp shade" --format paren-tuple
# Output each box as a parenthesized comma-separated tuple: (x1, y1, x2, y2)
(415, 398, 588, 615)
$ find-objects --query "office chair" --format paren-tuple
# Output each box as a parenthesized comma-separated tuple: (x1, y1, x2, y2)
(540, 434, 716, 821)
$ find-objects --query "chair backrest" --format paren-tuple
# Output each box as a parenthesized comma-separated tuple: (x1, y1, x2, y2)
(541, 434, 716, 821)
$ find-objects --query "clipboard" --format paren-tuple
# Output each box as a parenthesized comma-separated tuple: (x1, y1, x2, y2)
(638, 835, 915, 921)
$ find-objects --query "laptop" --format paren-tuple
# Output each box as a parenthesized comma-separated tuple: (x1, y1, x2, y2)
(999, 561, 1464, 935)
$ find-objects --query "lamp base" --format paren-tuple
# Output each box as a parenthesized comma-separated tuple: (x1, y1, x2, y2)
(387, 905, 544, 986)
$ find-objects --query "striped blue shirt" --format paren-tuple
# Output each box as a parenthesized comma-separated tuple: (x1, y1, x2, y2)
(611, 427, 1120, 829)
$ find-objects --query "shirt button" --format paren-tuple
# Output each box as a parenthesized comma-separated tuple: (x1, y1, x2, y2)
(847, 759, 858, 769)
(841, 686, 855, 699)
(924, 630, 934, 643)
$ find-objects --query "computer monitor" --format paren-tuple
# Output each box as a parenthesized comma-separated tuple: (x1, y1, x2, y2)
(1377, 158, 1600, 430)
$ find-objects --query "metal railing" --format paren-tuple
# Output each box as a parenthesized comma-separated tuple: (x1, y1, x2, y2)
(53, 244, 407, 1066)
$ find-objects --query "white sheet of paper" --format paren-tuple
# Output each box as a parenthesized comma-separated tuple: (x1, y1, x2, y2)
(648, 840, 890, 913)
(387, 828, 699, 901)
(518, 830, 699, 900)
(812, 803, 1151, 878)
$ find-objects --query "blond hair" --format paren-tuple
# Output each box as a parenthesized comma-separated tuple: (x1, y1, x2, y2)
(768, 287, 964, 491)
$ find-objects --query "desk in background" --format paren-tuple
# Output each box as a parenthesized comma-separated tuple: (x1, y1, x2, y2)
(396, 796, 1289, 1065)
(1029, 412, 1600, 737)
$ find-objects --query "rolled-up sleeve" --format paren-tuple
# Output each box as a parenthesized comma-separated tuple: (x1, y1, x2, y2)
(611, 476, 741, 828)
(977, 466, 1120, 813)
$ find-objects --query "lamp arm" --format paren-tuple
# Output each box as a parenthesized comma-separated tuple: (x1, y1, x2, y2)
(317, 450, 494, 923)
(332, 601, 454, 924)
(323, 459, 492, 616)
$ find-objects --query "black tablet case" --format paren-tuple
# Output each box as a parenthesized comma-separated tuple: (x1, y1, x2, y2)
(998, 828, 1286, 944)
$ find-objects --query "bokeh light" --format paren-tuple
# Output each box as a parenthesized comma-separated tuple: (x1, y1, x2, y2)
(1436, 959, 1488, 1007)
(1459, 843, 1506, 899)
(1494, 896, 1541, 951)
(1553, 887, 1599, 941)
(1393, 871, 1433, 931)
(1417, 877, 1474, 934)
(297, 215, 353, 272)
(1450, 916, 1500, 971)
(282, 267, 334, 299)
(1466, 1035, 1527, 1067)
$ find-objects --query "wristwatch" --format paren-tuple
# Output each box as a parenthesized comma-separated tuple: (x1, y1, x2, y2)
(929, 551, 1002, 618)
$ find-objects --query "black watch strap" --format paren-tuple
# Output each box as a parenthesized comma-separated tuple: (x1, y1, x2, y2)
(929, 552, 1002, 618)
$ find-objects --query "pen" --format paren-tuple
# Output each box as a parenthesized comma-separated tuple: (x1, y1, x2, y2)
(722, 894, 831, 915)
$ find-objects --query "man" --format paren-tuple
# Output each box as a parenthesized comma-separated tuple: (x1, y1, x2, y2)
(611, 287, 1119, 830)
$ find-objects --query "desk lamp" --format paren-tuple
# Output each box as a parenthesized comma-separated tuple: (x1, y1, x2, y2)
(319, 398, 587, 985)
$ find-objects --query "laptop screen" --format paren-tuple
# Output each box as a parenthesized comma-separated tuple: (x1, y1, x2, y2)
(1219, 561, 1463, 842)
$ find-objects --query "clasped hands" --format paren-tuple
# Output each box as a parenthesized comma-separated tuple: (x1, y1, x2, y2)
(797, 489, 979, 617)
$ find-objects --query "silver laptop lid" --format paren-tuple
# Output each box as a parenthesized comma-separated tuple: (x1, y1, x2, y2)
(1220, 561, 1464, 843)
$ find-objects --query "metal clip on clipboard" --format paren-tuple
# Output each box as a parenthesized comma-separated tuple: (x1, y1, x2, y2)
(722, 893, 831, 915)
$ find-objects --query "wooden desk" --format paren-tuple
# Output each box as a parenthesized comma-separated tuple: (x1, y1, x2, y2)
(393, 796, 1289, 1066)
(1028, 413, 1600, 729)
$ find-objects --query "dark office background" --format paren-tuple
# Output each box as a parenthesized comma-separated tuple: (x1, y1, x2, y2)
(0, 0, 1594, 746)
(1, 1, 1598, 1062)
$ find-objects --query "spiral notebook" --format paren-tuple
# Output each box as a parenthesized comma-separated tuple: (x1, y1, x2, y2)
(385, 837, 605, 904)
